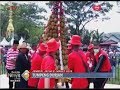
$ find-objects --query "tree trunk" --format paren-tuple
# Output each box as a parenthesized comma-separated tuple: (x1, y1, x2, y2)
(76, 23, 79, 35)
(75, 11, 81, 35)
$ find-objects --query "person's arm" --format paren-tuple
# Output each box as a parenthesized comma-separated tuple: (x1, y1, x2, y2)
(15, 54, 22, 71)
(6, 50, 10, 62)
(44, 78, 50, 88)
(44, 57, 56, 88)
(68, 55, 74, 71)
(31, 54, 41, 70)
(22, 55, 31, 70)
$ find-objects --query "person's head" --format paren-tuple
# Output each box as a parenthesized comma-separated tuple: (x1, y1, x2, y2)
(38, 43, 47, 55)
(18, 42, 29, 54)
(88, 44, 94, 54)
(46, 38, 60, 55)
(94, 45, 102, 55)
(13, 40, 19, 49)
(71, 45, 80, 50)
(69, 35, 82, 51)
(67, 44, 72, 54)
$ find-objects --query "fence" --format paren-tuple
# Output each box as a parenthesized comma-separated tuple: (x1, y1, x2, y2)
(107, 59, 120, 85)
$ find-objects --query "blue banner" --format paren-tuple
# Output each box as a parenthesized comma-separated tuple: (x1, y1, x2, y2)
(31, 66, 115, 78)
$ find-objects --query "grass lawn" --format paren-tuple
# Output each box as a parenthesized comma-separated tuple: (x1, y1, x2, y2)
(107, 65, 120, 85)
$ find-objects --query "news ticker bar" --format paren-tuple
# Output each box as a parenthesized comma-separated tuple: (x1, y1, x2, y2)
(31, 67, 115, 78)
(31, 72, 115, 78)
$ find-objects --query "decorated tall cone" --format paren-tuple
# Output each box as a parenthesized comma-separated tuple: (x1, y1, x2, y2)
(6, 2, 16, 39)
(43, 1, 69, 69)
(42, 1, 70, 87)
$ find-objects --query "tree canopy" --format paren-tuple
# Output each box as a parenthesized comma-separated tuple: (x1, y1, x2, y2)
(0, 2, 46, 45)
(46, 1, 113, 45)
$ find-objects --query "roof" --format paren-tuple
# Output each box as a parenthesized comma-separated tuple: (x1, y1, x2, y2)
(100, 40, 118, 46)
(0, 37, 10, 46)
(103, 33, 120, 42)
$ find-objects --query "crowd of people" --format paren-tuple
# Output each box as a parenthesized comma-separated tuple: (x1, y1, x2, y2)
(0, 34, 115, 89)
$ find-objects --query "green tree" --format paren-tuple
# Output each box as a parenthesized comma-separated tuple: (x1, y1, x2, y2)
(0, 2, 46, 43)
(93, 29, 104, 45)
(28, 26, 44, 45)
(46, 1, 113, 36)
(82, 29, 94, 45)
(0, 4, 9, 38)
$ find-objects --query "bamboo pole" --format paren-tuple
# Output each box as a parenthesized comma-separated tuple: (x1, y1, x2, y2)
(58, 1, 64, 71)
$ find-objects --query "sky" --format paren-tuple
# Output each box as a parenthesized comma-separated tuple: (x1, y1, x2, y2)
(0, 1, 120, 33)
(86, 1, 120, 33)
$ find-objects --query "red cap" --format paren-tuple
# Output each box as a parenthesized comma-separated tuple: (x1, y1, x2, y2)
(38, 43, 47, 51)
(88, 44, 94, 50)
(46, 38, 60, 52)
(69, 35, 82, 45)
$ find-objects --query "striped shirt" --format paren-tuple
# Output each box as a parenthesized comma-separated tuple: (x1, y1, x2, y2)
(6, 48, 19, 70)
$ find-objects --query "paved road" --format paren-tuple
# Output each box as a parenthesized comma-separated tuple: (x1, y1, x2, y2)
(0, 74, 120, 89)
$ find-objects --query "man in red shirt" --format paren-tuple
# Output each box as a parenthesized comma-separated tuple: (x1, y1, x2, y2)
(68, 35, 89, 89)
(86, 44, 97, 87)
(28, 43, 47, 88)
(37, 38, 59, 89)
(93, 46, 112, 89)
(86, 44, 96, 72)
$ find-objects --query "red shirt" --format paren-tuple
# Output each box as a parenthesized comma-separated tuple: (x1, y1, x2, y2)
(95, 50, 111, 72)
(37, 54, 56, 89)
(86, 51, 96, 72)
(28, 53, 43, 87)
(68, 50, 88, 89)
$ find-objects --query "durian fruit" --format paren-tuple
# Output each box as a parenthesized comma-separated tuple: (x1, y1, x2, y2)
(42, 2, 61, 70)
(43, 9, 58, 41)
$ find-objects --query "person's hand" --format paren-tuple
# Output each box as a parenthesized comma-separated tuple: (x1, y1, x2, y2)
(64, 65, 68, 70)
(64, 78, 71, 83)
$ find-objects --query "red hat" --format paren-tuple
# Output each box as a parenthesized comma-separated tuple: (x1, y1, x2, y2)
(38, 43, 47, 51)
(67, 44, 72, 50)
(46, 38, 60, 52)
(69, 35, 82, 45)
(88, 44, 94, 50)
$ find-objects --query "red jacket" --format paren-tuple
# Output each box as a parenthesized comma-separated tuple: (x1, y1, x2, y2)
(95, 49, 111, 72)
(68, 50, 88, 89)
(86, 51, 96, 72)
(28, 53, 43, 87)
(37, 54, 56, 89)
